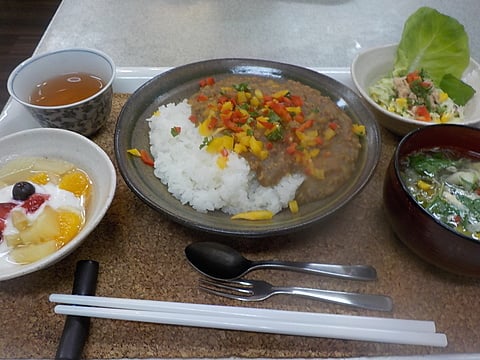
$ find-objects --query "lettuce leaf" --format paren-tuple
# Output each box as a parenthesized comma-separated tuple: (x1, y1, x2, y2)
(393, 7, 475, 105)
(393, 7, 470, 84)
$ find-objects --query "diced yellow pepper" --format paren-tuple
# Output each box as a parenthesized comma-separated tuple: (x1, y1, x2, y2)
(216, 155, 228, 169)
(206, 136, 234, 153)
(440, 113, 452, 123)
(256, 116, 270, 128)
(323, 127, 336, 140)
(417, 180, 432, 191)
(352, 124, 366, 136)
(234, 143, 247, 154)
(288, 200, 299, 214)
(259, 150, 269, 160)
(286, 106, 302, 114)
(273, 90, 289, 99)
(221, 101, 234, 112)
(309, 148, 320, 158)
(198, 117, 216, 136)
(250, 96, 260, 108)
(127, 148, 142, 157)
(249, 136, 264, 156)
(239, 108, 250, 118)
(311, 167, 325, 180)
(438, 91, 449, 103)
(395, 98, 408, 108)
(231, 210, 274, 220)
(237, 91, 248, 104)
(254, 89, 264, 100)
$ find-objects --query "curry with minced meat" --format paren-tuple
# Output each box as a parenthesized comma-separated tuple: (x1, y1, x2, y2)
(188, 75, 362, 204)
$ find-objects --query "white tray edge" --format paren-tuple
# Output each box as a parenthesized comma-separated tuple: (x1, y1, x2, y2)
(0, 66, 353, 138)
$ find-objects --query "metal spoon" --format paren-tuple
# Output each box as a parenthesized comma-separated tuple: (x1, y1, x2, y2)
(185, 241, 377, 281)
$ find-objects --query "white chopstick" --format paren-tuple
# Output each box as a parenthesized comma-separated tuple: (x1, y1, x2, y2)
(50, 294, 447, 347)
(50, 294, 434, 332)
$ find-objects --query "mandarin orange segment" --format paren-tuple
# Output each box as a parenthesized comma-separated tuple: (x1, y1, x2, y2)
(56, 210, 83, 245)
(28, 172, 50, 185)
(59, 170, 91, 197)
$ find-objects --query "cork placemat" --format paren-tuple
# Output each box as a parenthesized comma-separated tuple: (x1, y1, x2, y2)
(1, 93, 479, 359)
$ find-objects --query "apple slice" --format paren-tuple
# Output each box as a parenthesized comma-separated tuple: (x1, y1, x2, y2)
(10, 240, 57, 264)
(19, 206, 60, 244)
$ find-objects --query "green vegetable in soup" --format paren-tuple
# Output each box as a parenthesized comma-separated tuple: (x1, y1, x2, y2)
(394, 7, 475, 105)
(401, 149, 480, 240)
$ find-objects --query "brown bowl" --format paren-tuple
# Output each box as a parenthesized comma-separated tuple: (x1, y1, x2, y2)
(383, 124, 480, 277)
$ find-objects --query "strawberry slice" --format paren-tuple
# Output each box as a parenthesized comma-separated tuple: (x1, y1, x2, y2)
(0, 202, 17, 238)
(21, 193, 50, 213)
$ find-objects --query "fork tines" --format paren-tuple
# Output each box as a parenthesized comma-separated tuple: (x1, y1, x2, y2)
(199, 278, 255, 300)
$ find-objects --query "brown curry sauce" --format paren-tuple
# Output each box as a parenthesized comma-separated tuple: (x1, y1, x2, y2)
(188, 75, 361, 204)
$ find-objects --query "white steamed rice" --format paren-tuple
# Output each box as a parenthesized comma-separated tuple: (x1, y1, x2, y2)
(147, 100, 305, 214)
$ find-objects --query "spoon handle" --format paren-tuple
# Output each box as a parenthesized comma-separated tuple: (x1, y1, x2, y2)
(250, 260, 377, 281)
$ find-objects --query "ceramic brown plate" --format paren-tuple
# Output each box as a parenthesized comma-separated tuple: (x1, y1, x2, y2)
(114, 58, 380, 237)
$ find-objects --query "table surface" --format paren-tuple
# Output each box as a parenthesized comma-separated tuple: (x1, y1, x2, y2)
(1, 1, 480, 359)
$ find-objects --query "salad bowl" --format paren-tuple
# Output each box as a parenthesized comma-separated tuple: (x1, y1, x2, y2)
(351, 44, 480, 136)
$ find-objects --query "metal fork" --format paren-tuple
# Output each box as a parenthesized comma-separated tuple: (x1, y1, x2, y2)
(199, 278, 393, 312)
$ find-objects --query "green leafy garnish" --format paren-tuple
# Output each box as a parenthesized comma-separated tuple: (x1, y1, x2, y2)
(170, 126, 181, 137)
(408, 152, 455, 176)
(199, 137, 212, 149)
(440, 74, 476, 106)
(233, 83, 251, 92)
(266, 125, 284, 141)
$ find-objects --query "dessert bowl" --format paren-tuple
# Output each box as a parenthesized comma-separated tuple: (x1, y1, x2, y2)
(0, 128, 116, 281)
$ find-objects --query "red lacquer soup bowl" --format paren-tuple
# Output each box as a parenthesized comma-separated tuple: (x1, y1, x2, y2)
(383, 124, 480, 277)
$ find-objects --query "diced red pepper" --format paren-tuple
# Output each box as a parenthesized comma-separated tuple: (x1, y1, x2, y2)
(196, 94, 209, 102)
(420, 81, 432, 89)
(140, 149, 155, 167)
(290, 95, 304, 107)
(222, 117, 243, 132)
(415, 106, 432, 122)
(189, 115, 198, 124)
(217, 95, 230, 105)
(279, 96, 292, 105)
(328, 122, 338, 130)
(297, 119, 314, 132)
(286, 142, 298, 154)
(208, 117, 218, 130)
(406, 70, 421, 84)
(293, 114, 304, 123)
(199, 77, 215, 87)
(220, 148, 229, 157)
(269, 102, 292, 122)
(258, 119, 275, 130)
(262, 95, 273, 104)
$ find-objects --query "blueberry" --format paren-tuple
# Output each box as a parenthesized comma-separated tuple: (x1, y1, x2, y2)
(12, 181, 36, 201)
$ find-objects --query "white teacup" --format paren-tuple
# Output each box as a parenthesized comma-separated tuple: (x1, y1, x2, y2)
(7, 48, 115, 137)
